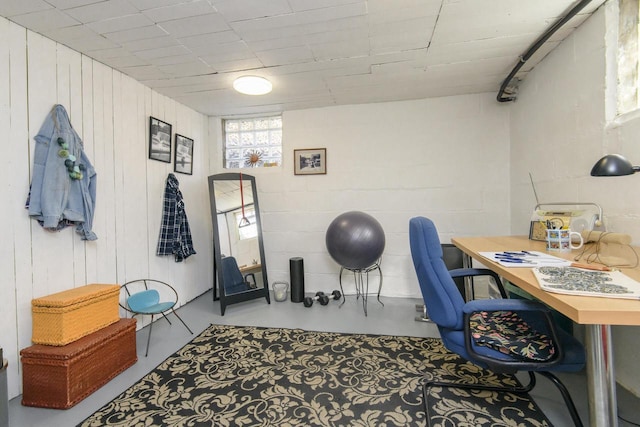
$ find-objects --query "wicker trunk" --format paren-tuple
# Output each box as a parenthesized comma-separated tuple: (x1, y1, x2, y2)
(31, 284, 120, 346)
(21, 318, 137, 409)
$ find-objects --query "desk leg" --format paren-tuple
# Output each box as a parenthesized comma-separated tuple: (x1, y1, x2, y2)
(461, 253, 474, 302)
(585, 324, 618, 427)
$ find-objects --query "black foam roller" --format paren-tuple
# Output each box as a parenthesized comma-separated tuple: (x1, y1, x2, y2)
(290, 257, 305, 302)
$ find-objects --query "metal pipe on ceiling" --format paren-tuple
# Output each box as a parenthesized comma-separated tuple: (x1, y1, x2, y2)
(496, 0, 593, 102)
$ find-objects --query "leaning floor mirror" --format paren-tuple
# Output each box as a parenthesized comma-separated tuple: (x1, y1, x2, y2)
(208, 173, 270, 315)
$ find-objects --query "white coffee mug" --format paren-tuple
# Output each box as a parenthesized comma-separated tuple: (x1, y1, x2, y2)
(546, 229, 584, 252)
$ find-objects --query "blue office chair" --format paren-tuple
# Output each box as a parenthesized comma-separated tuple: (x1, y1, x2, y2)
(220, 256, 257, 294)
(409, 217, 585, 426)
(120, 279, 193, 357)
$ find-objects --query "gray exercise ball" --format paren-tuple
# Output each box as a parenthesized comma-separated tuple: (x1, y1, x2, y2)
(325, 211, 385, 270)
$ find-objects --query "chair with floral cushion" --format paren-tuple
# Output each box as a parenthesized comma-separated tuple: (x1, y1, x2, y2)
(409, 216, 585, 427)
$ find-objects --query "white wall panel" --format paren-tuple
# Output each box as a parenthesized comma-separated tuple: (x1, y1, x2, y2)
(0, 16, 213, 400)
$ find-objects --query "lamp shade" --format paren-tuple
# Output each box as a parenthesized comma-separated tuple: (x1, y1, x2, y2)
(590, 154, 640, 176)
(233, 76, 272, 95)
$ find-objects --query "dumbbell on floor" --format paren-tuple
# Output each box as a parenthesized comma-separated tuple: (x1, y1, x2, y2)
(303, 292, 329, 307)
(303, 290, 342, 307)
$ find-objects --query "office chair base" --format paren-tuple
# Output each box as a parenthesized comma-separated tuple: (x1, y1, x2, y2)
(422, 371, 583, 427)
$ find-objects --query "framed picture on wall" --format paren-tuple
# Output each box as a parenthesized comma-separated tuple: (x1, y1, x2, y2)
(294, 148, 326, 175)
(174, 134, 194, 175)
(149, 117, 172, 163)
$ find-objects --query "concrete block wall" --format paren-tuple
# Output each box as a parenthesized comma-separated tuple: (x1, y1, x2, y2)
(211, 93, 511, 299)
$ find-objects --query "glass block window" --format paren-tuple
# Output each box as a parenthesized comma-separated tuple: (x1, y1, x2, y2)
(223, 116, 282, 168)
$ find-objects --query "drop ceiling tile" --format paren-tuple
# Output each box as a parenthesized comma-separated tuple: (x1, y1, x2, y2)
(288, 0, 363, 13)
(212, 58, 265, 73)
(147, 54, 198, 66)
(135, 44, 191, 60)
(190, 39, 249, 56)
(122, 35, 179, 52)
(43, 23, 103, 42)
(310, 38, 370, 61)
(46, 0, 104, 9)
(120, 64, 170, 80)
(87, 46, 132, 60)
(0, 0, 52, 17)
(178, 31, 241, 49)
(295, 2, 367, 25)
(62, 34, 120, 51)
(200, 50, 257, 66)
(157, 13, 230, 38)
(10, 8, 79, 32)
(142, 0, 217, 23)
(158, 61, 214, 76)
(211, 0, 292, 22)
(102, 55, 148, 68)
(255, 45, 315, 67)
(104, 25, 167, 44)
(367, 0, 442, 22)
(129, 0, 195, 12)
(86, 13, 153, 34)
(228, 12, 299, 33)
(63, 0, 140, 24)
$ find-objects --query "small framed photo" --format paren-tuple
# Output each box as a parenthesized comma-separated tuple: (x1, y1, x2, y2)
(294, 148, 326, 175)
(149, 117, 172, 163)
(174, 134, 194, 175)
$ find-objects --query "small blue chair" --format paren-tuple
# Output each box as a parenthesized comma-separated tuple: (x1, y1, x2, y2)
(120, 279, 193, 357)
(409, 217, 585, 426)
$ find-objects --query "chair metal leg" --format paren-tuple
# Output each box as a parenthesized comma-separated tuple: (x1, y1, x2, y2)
(171, 309, 193, 334)
(145, 315, 155, 357)
(538, 371, 584, 427)
(160, 312, 173, 325)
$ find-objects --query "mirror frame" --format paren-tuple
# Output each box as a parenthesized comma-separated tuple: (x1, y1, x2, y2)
(208, 172, 270, 315)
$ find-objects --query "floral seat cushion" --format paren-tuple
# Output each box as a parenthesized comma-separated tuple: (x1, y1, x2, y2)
(469, 311, 556, 362)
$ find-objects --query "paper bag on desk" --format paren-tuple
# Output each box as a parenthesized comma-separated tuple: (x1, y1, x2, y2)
(578, 231, 637, 267)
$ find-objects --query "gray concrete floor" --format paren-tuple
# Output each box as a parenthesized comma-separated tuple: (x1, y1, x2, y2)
(8, 290, 640, 426)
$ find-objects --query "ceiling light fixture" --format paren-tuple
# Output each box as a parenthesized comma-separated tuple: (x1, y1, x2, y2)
(233, 76, 272, 95)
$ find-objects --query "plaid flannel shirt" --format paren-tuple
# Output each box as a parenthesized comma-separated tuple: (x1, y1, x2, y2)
(156, 173, 196, 262)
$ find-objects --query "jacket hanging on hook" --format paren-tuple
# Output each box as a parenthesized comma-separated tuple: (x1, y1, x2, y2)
(157, 173, 196, 262)
(26, 104, 97, 240)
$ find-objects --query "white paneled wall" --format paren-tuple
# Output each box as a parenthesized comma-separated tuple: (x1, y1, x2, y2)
(215, 94, 512, 299)
(0, 18, 213, 400)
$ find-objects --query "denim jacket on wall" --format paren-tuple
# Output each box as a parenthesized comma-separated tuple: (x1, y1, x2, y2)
(27, 104, 97, 240)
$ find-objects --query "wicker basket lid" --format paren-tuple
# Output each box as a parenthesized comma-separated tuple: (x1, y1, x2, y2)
(31, 284, 119, 308)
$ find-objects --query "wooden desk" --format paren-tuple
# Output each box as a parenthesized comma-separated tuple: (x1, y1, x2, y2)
(452, 235, 640, 427)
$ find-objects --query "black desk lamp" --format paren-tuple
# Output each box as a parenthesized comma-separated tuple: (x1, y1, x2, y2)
(590, 154, 640, 176)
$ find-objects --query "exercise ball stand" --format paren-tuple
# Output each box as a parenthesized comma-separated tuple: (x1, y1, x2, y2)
(338, 259, 383, 316)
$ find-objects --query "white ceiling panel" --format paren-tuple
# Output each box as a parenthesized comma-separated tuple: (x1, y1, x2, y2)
(63, 0, 139, 23)
(0, 0, 52, 17)
(86, 13, 153, 34)
(157, 13, 230, 38)
(142, 1, 217, 23)
(0, 0, 608, 116)
(212, 0, 293, 22)
(10, 8, 79, 32)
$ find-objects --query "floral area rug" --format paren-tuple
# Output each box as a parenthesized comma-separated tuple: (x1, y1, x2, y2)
(79, 324, 551, 426)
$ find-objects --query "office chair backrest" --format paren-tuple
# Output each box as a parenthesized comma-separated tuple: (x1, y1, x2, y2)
(127, 289, 160, 312)
(221, 256, 245, 286)
(409, 217, 466, 330)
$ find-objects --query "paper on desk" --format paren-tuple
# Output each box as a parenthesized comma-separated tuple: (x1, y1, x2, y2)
(533, 267, 640, 299)
(479, 251, 572, 268)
